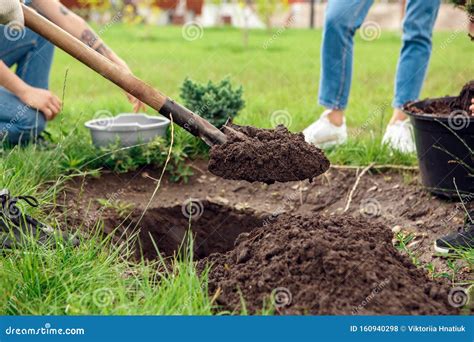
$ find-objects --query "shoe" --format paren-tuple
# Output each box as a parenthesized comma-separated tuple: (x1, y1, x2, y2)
(303, 110, 347, 148)
(0, 189, 79, 249)
(434, 211, 474, 254)
(382, 119, 416, 154)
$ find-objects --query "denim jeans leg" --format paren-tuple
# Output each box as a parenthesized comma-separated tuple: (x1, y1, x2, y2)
(0, 27, 55, 89)
(0, 88, 46, 144)
(319, 0, 374, 110)
(393, 0, 440, 108)
(0, 27, 54, 143)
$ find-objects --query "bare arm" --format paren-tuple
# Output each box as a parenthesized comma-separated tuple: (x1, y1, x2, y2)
(0, 61, 61, 119)
(0, 60, 28, 95)
(30, 0, 119, 63)
(30, 0, 145, 111)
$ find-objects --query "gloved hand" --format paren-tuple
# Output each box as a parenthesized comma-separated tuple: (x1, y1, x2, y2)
(0, 0, 24, 26)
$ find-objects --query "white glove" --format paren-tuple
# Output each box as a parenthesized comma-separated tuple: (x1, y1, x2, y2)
(0, 0, 24, 26)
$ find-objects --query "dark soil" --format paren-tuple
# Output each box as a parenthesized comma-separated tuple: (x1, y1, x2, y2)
(200, 213, 459, 315)
(60, 162, 473, 274)
(450, 80, 474, 113)
(208, 124, 330, 184)
(405, 80, 474, 115)
(57, 163, 473, 315)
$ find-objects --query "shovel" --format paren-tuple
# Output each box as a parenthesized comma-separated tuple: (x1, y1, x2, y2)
(22, 4, 227, 146)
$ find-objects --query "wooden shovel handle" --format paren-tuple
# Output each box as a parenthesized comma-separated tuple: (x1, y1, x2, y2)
(22, 4, 226, 145)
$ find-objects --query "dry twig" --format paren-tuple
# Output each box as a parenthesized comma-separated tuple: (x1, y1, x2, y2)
(343, 162, 375, 212)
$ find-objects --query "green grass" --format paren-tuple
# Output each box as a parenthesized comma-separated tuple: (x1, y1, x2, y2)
(0, 25, 472, 315)
(0, 232, 216, 315)
(50, 25, 472, 149)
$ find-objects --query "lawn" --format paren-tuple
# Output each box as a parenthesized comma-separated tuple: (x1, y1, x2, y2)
(49, 25, 471, 165)
(50, 25, 472, 133)
(0, 25, 472, 315)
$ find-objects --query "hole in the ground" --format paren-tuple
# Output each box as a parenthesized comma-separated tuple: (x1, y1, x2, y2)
(109, 201, 265, 260)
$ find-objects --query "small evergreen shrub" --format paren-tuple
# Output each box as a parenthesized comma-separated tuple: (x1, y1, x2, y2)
(180, 77, 245, 128)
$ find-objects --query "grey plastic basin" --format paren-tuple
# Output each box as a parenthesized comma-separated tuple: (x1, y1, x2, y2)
(85, 113, 170, 148)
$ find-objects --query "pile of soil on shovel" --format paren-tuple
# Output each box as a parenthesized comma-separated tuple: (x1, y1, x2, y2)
(200, 213, 458, 315)
(208, 124, 330, 184)
(405, 80, 474, 115)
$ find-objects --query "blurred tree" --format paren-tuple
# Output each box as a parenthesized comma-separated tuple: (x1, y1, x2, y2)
(78, 0, 110, 11)
(77, 0, 111, 22)
(449, 0, 474, 40)
(254, 0, 280, 29)
(111, 0, 162, 26)
(449, 0, 474, 16)
(237, 0, 253, 47)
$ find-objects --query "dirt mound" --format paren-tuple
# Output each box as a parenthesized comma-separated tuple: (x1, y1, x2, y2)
(201, 214, 458, 315)
(406, 80, 473, 115)
(208, 124, 330, 184)
(450, 80, 474, 113)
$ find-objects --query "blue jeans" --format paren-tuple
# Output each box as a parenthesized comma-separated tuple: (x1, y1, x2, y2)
(0, 27, 55, 144)
(319, 0, 440, 110)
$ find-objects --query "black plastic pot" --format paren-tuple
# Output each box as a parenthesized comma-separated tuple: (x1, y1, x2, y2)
(404, 97, 474, 199)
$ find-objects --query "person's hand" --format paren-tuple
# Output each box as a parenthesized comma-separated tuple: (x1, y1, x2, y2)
(125, 91, 146, 113)
(112, 58, 146, 113)
(0, 0, 23, 26)
(470, 98, 474, 116)
(19, 85, 62, 121)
